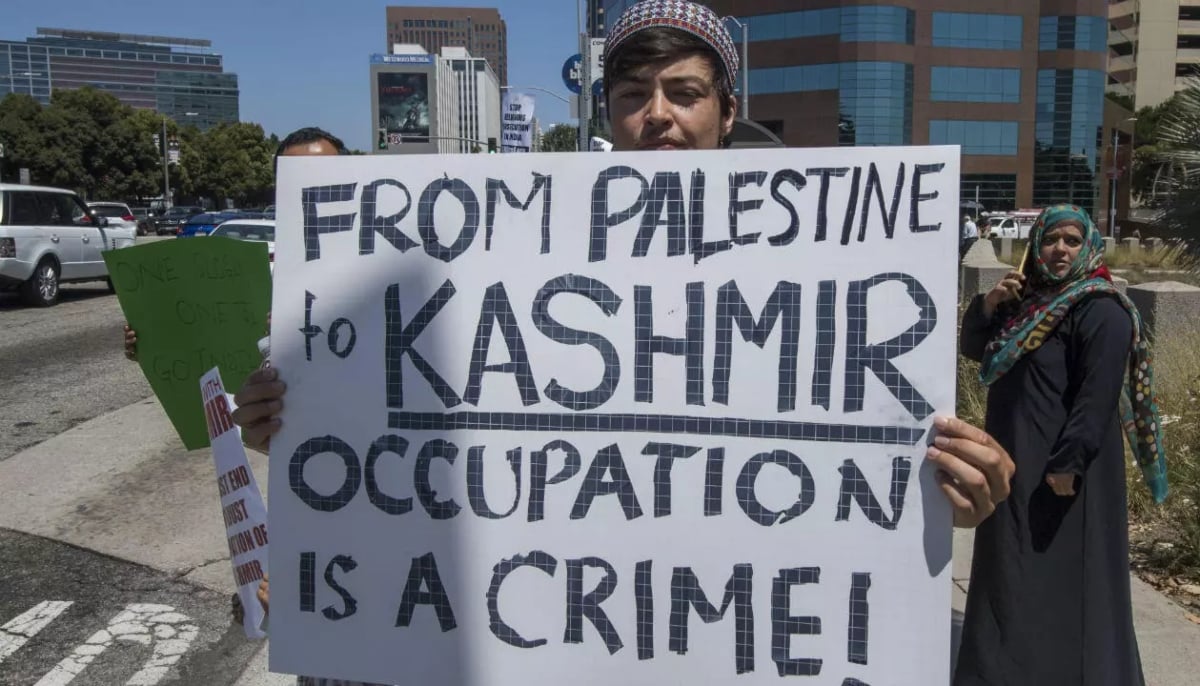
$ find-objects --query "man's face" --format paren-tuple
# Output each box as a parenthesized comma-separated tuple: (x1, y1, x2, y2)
(607, 54, 736, 152)
(280, 138, 340, 157)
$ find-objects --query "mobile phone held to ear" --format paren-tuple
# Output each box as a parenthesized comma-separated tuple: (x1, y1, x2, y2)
(1018, 242, 1032, 278)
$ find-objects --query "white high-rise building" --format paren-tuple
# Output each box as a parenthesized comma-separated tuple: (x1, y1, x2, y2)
(371, 44, 459, 154)
(440, 46, 501, 153)
(531, 116, 543, 152)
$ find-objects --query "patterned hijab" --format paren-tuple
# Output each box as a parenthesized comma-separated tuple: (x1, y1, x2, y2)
(979, 204, 1168, 503)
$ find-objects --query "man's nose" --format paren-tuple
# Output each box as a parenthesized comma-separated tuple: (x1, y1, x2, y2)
(645, 89, 671, 126)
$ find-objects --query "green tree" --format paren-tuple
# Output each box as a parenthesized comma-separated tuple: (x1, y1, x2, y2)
(0, 94, 45, 184)
(540, 123, 579, 152)
(1152, 78, 1200, 242)
(50, 87, 132, 199)
(193, 122, 274, 207)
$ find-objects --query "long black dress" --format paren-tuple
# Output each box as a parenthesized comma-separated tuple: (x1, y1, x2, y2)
(954, 293, 1144, 686)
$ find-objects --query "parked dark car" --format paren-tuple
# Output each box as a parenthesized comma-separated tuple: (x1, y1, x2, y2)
(176, 211, 244, 237)
(128, 206, 156, 236)
(154, 205, 203, 235)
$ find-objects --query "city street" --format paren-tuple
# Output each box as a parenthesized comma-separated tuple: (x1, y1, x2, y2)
(0, 283, 148, 460)
(0, 235, 278, 684)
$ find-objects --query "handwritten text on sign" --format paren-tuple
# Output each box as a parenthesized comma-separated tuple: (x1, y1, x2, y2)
(269, 148, 960, 685)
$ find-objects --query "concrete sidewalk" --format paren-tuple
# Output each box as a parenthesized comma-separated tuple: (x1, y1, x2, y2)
(3, 399, 1197, 684)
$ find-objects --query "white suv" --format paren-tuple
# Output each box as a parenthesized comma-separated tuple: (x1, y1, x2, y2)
(0, 184, 137, 306)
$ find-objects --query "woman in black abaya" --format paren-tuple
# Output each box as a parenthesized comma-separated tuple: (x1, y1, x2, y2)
(954, 204, 1168, 685)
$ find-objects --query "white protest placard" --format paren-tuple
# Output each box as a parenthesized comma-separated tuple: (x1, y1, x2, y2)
(270, 147, 960, 685)
(501, 91, 535, 152)
(201, 367, 269, 640)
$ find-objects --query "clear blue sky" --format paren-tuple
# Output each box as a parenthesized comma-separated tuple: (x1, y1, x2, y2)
(5, 0, 581, 150)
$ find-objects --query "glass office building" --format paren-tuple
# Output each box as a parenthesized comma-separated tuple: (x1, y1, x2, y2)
(0, 28, 239, 130)
(601, 1, 1114, 217)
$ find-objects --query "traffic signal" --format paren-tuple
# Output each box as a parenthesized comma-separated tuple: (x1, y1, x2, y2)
(488, 137, 498, 154)
(377, 128, 388, 151)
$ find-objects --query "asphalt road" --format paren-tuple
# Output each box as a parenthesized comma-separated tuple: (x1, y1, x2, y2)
(0, 529, 260, 685)
(0, 283, 152, 460)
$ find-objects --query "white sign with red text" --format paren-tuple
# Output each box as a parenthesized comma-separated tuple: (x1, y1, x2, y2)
(201, 367, 270, 639)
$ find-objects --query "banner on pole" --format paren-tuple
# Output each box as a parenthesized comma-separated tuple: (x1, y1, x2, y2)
(270, 147, 961, 685)
(501, 91, 536, 153)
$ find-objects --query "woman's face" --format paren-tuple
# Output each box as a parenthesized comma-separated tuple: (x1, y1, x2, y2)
(1039, 220, 1086, 278)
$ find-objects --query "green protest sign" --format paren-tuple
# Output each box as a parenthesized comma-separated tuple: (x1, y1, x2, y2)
(104, 238, 271, 449)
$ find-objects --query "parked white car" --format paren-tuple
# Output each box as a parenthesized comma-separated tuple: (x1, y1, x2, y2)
(88, 201, 139, 235)
(986, 215, 1033, 239)
(0, 183, 137, 306)
(209, 219, 275, 271)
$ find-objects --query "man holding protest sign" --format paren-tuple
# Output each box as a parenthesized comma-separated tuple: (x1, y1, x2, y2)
(232, 2, 1016, 684)
(233, 0, 1012, 530)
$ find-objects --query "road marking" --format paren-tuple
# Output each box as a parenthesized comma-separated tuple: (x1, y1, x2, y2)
(34, 603, 199, 686)
(0, 601, 74, 664)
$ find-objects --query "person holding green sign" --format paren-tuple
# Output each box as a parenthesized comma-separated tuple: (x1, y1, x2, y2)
(123, 127, 349, 363)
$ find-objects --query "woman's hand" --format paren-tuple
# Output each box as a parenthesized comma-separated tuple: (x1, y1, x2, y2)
(983, 270, 1025, 319)
(231, 367, 286, 452)
(123, 324, 138, 361)
(1045, 473, 1077, 497)
(926, 417, 1015, 528)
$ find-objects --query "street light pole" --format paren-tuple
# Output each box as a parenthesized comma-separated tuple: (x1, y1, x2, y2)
(161, 115, 170, 210)
(723, 16, 750, 119)
(1109, 127, 1119, 238)
(500, 85, 570, 104)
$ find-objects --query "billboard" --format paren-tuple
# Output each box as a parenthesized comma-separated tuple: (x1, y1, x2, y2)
(377, 72, 430, 144)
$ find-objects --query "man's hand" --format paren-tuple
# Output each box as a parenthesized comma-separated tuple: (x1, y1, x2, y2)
(123, 324, 138, 361)
(926, 416, 1015, 528)
(231, 367, 286, 453)
(1045, 473, 1077, 497)
(257, 573, 270, 615)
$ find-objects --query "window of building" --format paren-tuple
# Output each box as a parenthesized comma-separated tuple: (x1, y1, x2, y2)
(1039, 16, 1108, 52)
(749, 63, 839, 94)
(744, 8, 840, 42)
(840, 61, 912, 145)
(1181, 6, 1200, 21)
(1034, 69, 1105, 214)
(1177, 63, 1200, 78)
(1111, 41, 1134, 57)
(1180, 34, 1200, 50)
(929, 120, 1018, 155)
(962, 174, 1017, 212)
(931, 67, 1020, 102)
(840, 6, 914, 44)
(931, 12, 1022, 50)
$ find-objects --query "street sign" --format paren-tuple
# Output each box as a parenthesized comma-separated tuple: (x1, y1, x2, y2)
(561, 53, 583, 94)
(589, 38, 604, 82)
(19, 168, 30, 185)
(168, 149, 180, 164)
